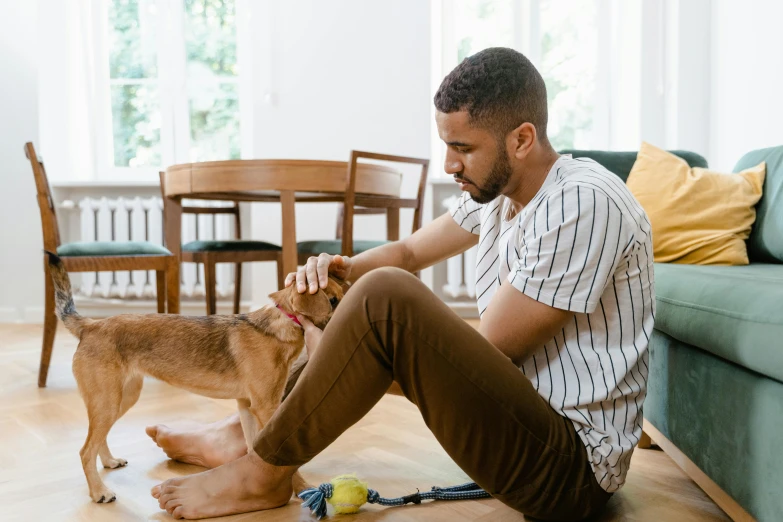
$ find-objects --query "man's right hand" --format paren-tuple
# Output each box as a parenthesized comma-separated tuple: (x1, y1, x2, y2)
(285, 253, 353, 294)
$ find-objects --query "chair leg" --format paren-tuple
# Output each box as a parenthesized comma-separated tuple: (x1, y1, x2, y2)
(233, 263, 242, 314)
(204, 257, 217, 315)
(155, 270, 166, 313)
(166, 259, 180, 314)
(276, 255, 285, 290)
(39, 263, 57, 388)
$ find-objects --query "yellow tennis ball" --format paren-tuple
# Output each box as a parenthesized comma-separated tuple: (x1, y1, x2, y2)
(327, 474, 369, 515)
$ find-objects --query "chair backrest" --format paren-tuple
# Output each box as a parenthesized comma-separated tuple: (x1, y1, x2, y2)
(559, 149, 708, 182)
(158, 171, 242, 241)
(340, 150, 429, 257)
(25, 142, 61, 252)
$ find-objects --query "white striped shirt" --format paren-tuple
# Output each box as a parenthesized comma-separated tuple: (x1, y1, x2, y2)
(450, 155, 653, 492)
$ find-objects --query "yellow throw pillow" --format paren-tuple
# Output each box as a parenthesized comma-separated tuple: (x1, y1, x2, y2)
(626, 142, 765, 265)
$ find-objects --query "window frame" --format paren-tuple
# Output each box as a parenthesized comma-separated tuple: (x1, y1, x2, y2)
(90, 0, 252, 183)
(431, 0, 615, 178)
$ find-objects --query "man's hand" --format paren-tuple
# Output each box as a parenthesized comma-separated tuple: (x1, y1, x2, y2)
(285, 253, 353, 294)
(295, 315, 324, 356)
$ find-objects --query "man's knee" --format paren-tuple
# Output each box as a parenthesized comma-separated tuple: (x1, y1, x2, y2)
(349, 267, 423, 300)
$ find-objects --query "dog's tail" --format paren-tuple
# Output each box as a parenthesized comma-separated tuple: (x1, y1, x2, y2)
(45, 251, 87, 337)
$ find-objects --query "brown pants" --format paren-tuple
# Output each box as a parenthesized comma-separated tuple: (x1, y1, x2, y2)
(255, 268, 611, 521)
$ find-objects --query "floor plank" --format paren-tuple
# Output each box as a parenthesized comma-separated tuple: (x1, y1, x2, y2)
(0, 324, 730, 521)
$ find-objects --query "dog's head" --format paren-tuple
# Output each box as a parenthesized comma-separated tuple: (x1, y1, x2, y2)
(269, 277, 347, 329)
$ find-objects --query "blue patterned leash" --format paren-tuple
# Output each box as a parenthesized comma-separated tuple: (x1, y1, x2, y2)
(299, 481, 491, 519)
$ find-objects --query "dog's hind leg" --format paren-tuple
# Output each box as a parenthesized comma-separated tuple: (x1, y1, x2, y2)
(98, 374, 143, 469)
(73, 353, 125, 503)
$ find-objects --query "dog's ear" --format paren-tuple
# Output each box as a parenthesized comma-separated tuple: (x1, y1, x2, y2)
(289, 290, 331, 319)
(268, 286, 331, 320)
(330, 275, 351, 295)
(268, 287, 291, 307)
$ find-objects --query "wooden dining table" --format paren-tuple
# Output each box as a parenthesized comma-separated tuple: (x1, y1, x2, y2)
(161, 159, 403, 309)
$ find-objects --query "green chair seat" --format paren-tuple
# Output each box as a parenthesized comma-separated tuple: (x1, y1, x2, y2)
(654, 262, 783, 383)
(297, 240, 390, 256)
(57, 241, 171, 257)
(182, 240, 282, 253)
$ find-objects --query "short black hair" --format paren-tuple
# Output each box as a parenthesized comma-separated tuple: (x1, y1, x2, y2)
(434, 47, 548, 140)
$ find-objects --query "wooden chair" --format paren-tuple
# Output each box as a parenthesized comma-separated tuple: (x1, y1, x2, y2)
(297, 150, 430, 262)
(25, 142, 179, 387)
(159, 172, 283, 315)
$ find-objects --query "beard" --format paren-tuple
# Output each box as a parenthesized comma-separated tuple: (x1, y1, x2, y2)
(461, 146, 513, 204)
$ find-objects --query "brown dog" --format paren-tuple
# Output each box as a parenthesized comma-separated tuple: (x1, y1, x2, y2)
(45, 252, 342, 504)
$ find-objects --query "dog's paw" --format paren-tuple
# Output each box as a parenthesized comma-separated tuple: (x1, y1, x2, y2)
(102, 457, 128, 469)
(91, 487, 117, 504)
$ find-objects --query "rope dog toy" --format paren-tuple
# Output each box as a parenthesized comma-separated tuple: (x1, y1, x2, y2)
(298, 474, 491, 519)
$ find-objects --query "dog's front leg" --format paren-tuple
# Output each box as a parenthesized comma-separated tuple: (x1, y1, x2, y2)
(236, 398, 261, 452)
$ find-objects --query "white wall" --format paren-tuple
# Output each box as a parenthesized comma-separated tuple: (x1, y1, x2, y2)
(710, 0, 783, 171)
(0, 0, 43, 322)
(246, 0, 432, 305)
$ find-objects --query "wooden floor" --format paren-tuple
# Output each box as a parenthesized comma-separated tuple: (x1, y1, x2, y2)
(0, 324, 730, 522)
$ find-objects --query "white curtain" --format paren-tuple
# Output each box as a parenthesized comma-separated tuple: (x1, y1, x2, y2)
(38, 0, 99, 182)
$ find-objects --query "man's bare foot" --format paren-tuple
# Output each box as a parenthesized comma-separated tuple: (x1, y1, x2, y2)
(151, 451, 296, 519)
(146, 414, 247, 468)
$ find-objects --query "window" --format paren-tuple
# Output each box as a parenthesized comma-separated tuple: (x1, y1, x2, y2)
(99, 0, 246, 176)
(434, 0, 641, 173)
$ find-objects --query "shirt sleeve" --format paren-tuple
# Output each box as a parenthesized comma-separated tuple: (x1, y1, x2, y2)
(508, 185, 634, 314)
(449, 192, 483, 235)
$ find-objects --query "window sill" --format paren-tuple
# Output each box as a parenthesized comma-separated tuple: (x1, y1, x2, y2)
(50, 179, 161, 189)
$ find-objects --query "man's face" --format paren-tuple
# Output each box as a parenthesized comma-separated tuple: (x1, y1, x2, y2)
(435, 110, 513, 204)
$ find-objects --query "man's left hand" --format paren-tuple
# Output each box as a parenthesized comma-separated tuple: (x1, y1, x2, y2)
(296, 315, 324, 357)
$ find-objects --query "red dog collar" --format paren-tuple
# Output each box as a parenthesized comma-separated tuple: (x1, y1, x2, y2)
(276, 304, 302, 327)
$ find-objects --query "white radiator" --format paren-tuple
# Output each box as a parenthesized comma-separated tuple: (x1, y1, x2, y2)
(442, 195, 478, 299)
(434, 193, 478, 313)
(69, 196, 236, 300)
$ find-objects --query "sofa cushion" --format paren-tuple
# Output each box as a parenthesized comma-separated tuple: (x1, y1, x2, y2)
(733, 146, 783, 263)
(58, 241, 171, 257)
(653, 263, 783, 382)
(560, 149, 708, 182)
(626, 142, 766, 265)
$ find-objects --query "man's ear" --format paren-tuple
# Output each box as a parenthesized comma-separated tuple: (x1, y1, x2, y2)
(510, 121, 537, 160)
(290, 290, 331, 319)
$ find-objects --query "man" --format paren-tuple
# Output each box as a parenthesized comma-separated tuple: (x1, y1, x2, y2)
(149, 47, 652, 520)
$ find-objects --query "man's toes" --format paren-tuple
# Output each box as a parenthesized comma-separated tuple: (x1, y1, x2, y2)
(145, 425, 160, 442)
(171, 506, 185, 519)
(151, 484, 162, 498)
(164, 498, 183, 515)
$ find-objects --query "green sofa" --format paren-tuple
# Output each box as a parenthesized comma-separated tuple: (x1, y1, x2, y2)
(563, 147, 783, 522)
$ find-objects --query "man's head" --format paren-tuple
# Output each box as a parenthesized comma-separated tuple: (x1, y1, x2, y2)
(434, 47, 550, 204)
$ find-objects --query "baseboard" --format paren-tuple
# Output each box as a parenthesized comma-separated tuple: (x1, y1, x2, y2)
(23, 306, 45, 323)
(643, 419, 755, 522)
(0, 307, 47, 324)
(0, 307, 20, 323)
